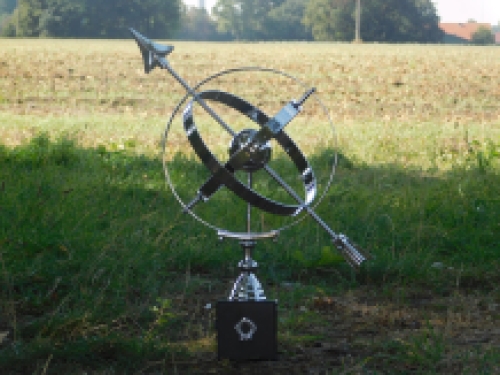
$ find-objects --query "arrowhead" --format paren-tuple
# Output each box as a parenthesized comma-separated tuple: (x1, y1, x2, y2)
(129, 28, 174, 74)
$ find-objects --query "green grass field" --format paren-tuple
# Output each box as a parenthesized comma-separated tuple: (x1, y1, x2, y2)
(0, 39, 499, 374)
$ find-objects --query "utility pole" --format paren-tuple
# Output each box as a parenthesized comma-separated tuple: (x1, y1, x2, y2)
(16, 0, 19, 37)
(354, 0, 361, 43)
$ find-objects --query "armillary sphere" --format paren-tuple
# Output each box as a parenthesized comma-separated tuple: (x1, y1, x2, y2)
(129, 28, 368, 272)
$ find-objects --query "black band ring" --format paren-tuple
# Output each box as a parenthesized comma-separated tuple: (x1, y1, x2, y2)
(183, 89, 316, 216)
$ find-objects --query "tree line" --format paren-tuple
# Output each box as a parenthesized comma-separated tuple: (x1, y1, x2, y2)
(0, 0, 181, 38)
(1, 0, 446, 43)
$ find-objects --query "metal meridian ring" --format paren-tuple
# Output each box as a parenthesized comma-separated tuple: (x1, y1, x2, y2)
(163, 67, 337, 235)
(182, 90, 316, 216)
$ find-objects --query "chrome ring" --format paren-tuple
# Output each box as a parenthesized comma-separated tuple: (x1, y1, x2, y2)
(163, 67, 337, 235)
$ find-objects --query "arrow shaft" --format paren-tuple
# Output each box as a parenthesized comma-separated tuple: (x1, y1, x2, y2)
(157, 56, 236, 137)
(263, 164, 367, 267)
(263, 165, 337, 239)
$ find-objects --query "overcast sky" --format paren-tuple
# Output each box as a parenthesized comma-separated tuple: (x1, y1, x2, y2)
(184, 0, 500, 25)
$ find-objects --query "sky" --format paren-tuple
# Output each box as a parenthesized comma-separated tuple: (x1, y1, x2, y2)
(184, 0, 500, 25)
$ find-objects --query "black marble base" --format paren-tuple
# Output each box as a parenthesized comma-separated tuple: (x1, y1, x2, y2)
(216, 300, 278, 361)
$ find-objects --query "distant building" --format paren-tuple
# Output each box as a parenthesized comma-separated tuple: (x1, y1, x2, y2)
(496, 32, 500, 44)
(199, 0, 205, 9)
(439, 22, 492, 44)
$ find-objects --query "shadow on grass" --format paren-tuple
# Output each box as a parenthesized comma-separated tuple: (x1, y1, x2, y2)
(0, 134, 498, 373)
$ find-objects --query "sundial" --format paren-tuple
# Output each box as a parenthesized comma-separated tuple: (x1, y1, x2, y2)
(129, 28, 368, 360)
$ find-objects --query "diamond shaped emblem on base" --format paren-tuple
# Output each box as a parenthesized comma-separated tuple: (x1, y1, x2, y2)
(234, 317, 257, 341)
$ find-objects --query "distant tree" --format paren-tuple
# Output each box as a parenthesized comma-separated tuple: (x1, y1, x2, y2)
(471, 26, 495, 45)
(0, 13, 10, 32)
(303, 0, 351, 41)
(304, 0, 443, 43)
(0, 0, 16, 13)
(176, 4, 230, 40)
(266, 0, 312, 40)
(213, 0, 286, 40)
(0, 11, 16, 36)
(1, 0, 181, 38)
(241, 0, 284, 40)
(82, 0, 181, 39)
(212, 0, 243, 39)
(12, 0, 46, 37)
(0, 0, 16, 30)
(38, 0, 86, 37)
(0, 1, 14, 35)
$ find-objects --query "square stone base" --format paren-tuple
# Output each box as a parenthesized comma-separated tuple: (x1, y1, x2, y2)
(216, 300, 278, 361)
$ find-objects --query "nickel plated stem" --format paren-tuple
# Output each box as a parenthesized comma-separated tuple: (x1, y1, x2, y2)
(230, 169, 263, 301)
(244, 172, 254, 276)
(247, 172, 252, 234)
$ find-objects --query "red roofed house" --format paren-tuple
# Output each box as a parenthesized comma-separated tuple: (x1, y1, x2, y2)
(439, 22, 492, 44)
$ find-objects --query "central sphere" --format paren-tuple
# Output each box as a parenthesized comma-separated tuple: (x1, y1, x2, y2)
(228, 129, 272, 172)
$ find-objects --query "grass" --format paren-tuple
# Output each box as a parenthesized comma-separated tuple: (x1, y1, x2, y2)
(0, 39, 499, 373)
